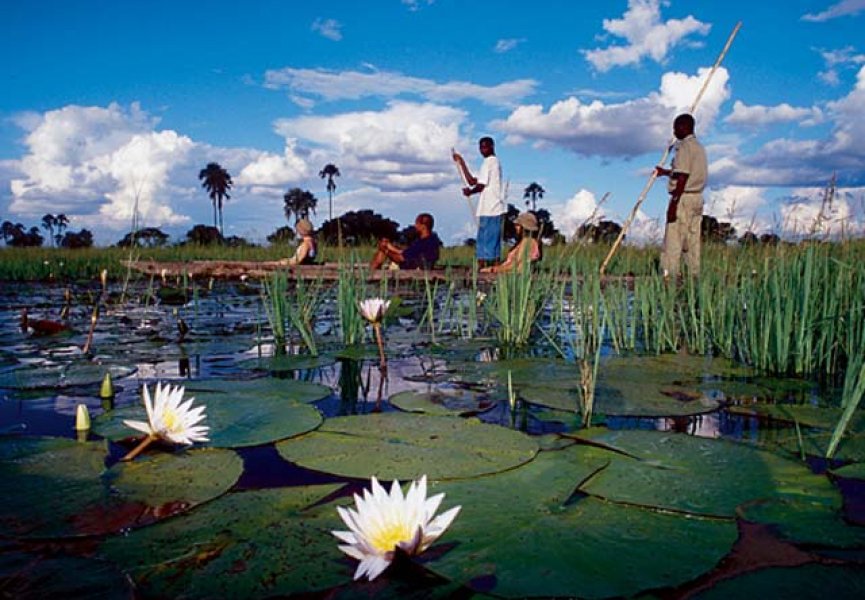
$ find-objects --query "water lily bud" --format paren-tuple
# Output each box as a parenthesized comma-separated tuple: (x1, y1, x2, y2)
(75, 404, 91, 431)
(100, 269, 108, 288)
(100, 373, 114, 399)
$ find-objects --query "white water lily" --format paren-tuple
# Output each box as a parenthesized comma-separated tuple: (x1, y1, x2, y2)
(333, 475, 461, 581)
(358, 298, 390, 324)
(122, 382, 209, 460)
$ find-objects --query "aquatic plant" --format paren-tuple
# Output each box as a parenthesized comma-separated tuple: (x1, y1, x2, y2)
(337, 262, 367, 346)
(261, 271, 289, 354)
(332, 475, 461, 581)
(122, 382, 210, 461)
(359, 297, 390, 368)
(485, 262, 551, 347)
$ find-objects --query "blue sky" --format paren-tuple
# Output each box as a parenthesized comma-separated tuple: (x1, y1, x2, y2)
(2, 0, 865, 245)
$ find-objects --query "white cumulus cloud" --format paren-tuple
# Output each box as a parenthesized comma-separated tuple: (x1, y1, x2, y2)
(274, 101, 467, 192)
(311, 18, 342, 41)
(263, 66, 537, 108)
(583, 0, 710, 72)
(725, 100, 824, 127)
(802, 0, 865, 22)
(493, 66, 729, 157)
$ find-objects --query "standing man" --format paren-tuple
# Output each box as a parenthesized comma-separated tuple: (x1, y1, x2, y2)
(453, 137, 506, 268)
(655, 113, 708, 277)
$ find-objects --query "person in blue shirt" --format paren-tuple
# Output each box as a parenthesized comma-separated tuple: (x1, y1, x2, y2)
(370, 213, 441, 270)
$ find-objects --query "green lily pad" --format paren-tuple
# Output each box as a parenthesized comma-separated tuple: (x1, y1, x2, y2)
(692, 564, 865, 600)
(775, 431, 865, 462)
(0, 363, 136, 390)
(0, 551, 132, 599)
(0, 437, 242, 538)
(333, 345, 382, 361)
(738, 498, 865, 548)
(570, 429, 839, 518)
(93, 378, 327, 448)
(454, 358, 581, 412)
(276, 413, 539, 480)
(239, 354, 336, 373)
(389, 389, 495, 416)
(428, 448, 737, 599)
(100, 486, 346, 597)
(832, 462, 865, 480)
(728, 403, 865, 431)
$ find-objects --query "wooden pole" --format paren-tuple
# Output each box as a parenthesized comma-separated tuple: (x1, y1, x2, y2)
(599, 21, 742, 276)
(452, 148, 479, 227)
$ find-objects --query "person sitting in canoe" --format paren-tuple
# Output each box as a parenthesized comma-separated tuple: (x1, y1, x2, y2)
(481, 211, 541, 274)
(370, 213, 441, 270)
(283, 218, 317, 266)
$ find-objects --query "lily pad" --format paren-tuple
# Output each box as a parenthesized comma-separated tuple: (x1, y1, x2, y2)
(570, 429, 839, 518)
(99, 485, 346, 597)
(0, 551, 132, 599)
(0, 437, 242, 538)
(276, 413, 539, 480)
(775, 431, 865, 462)
(428, 448, 737, 599)
(238, 354, 336, 373)
(728, 403, 865, 430)
(0, 363, 136, 390)
(738, 498, 865, 548)
(692, 564, 865, 600)
(389, 389, 495, 416)
(454, 358, 581, 412)
(93, 378, 328, 447)
(832, 462, 865, 480)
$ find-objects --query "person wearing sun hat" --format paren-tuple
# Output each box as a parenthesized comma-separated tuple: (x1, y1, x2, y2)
(481, 211, 541, 274)
(283, 218, 317, 266)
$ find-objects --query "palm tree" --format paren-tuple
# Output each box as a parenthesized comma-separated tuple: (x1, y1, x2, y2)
(523, 182, 545, 211)
(283, 188, 318, 225)
(318, 163, 340, 220)
(198, 163, 233, 234)
(41, 214, 56, 247)
(54, 214, 69, 247)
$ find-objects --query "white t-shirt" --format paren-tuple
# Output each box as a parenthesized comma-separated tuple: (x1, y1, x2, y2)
(668, 135, 707, 194)
(476, 155, 505, 216)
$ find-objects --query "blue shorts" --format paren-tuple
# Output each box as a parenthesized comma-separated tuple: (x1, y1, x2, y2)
(476, 215, 503, 261)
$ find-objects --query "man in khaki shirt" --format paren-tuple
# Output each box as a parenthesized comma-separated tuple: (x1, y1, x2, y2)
(655, 113, 708, 277)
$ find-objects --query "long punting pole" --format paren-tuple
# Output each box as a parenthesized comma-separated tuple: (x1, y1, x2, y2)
(599, 21, 742, 276)
(452, 148, 479, 227)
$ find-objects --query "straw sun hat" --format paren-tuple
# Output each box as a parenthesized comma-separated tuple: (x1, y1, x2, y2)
(514, 212, 539, 231)
(295, 219, 314, 236)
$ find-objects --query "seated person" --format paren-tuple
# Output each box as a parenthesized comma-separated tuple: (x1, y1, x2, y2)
(371, 213, 440, 270)
(283, 218, 317, 265)
(482, 212, 541, 274)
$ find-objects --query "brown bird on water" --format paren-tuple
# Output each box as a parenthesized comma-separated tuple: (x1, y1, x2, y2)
(20, 308, 71, 336)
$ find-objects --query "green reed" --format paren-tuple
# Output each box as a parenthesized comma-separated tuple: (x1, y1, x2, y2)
(485, 261, 552, 347)
(336, 259, 367, 346)
(261, 271, 289, 354)
(286, 274, 323, 356)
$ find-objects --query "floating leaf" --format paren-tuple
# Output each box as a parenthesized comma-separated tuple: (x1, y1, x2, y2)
(276, 413, 538, 480)
(100, 486, 346, 597)
(0, 550, 132, 599)
(728, 403, 865, 430)
(239, 354, 336, 373)
(389, 388, 495, 416)
(692, 564, 865, 599)
(0, 363, 136, 391)
(570, 429, 839, 518)
(0, 437, 241, 538)
(738, 498, 865, 548)
(93, 378, 328, 447)
(428, 448, 737, 599)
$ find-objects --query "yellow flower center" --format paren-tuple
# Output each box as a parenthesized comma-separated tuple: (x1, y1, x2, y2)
(162, 408, 180, 432)
(368, 522, 415, 553)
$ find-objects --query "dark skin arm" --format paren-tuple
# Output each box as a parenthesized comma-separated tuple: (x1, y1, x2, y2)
(452, 151, 485, 196)
(654, 167, 689, 224)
